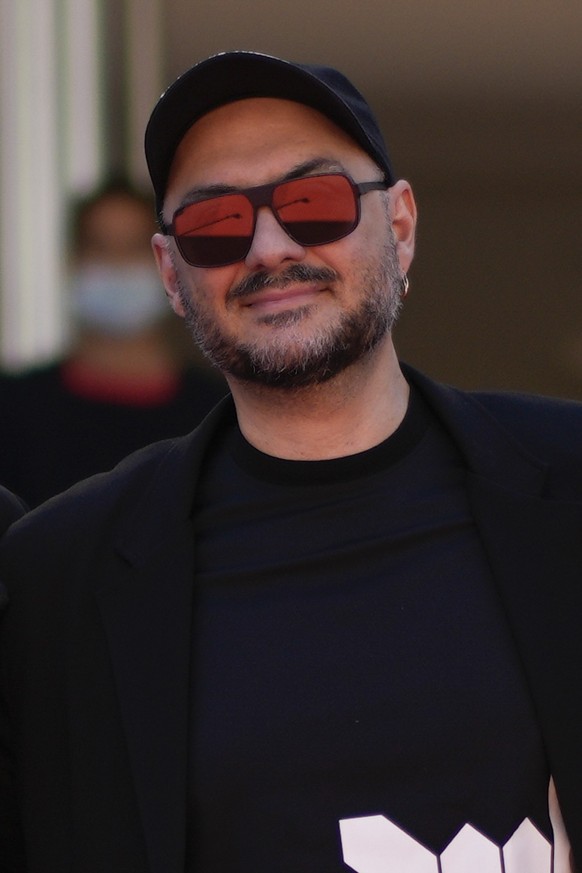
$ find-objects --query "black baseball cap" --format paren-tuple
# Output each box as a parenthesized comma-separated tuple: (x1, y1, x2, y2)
(145, 50, 396, 215)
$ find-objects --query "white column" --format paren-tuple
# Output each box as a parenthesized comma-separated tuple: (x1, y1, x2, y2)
(124, 0, 164, 188)
(1, 0, 63, 368)
(61, 0, 105, 193)
(0, 0, 104, 370)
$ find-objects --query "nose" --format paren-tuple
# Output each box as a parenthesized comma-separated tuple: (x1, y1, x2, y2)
(244, 206, 306, 271)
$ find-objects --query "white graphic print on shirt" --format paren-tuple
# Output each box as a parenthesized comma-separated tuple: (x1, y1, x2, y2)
(339, 779, 573, 873)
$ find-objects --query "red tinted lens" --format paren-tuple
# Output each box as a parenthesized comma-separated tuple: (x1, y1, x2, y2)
(173, 192, 254, 266)
(273, 175, 358, 245)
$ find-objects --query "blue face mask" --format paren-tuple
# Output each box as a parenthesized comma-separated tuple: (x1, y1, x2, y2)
(70, 264, 169, 335)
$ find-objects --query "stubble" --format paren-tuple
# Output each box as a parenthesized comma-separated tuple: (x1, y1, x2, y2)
(174, 228, 404, 390)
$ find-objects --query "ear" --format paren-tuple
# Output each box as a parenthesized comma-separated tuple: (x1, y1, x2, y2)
(389, 180, 417, 274)
(151, 233, 187, 318)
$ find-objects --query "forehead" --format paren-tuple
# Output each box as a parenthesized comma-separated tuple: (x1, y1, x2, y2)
(164, 97, 377, 215)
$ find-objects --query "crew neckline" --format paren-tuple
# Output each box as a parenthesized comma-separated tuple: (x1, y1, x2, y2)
(227, 386, 431, 486)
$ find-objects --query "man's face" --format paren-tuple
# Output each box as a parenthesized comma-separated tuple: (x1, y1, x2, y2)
(153, 98, 415, 389)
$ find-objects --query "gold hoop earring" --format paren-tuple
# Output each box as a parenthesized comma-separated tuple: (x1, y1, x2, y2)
(401, 274, 409, 298)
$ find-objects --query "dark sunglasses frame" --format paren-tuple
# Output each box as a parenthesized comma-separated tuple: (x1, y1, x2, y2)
(162, 172, 389, 268)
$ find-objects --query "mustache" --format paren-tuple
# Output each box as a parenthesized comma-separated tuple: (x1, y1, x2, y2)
(227, 263, 338, 302)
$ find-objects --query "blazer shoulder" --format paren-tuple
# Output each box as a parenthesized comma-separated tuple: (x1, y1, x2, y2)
(0, 394, 232, 572)
(0, 436, 183, 564)
(406, 363, 582, 454)
(467, 389, 582, 496)
(470, 390, 582, 452)
(403, 364, 582, 498)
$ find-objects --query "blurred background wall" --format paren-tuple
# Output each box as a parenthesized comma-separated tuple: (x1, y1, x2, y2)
(1, 0, 581, 396)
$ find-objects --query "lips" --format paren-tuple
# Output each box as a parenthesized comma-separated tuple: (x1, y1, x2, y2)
(244, 284, 326, 313)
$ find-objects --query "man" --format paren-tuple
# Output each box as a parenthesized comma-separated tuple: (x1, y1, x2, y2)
(0, 178, 226, 507)
(1, 51, 581, 871)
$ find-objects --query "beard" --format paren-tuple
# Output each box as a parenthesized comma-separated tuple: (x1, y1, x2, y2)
(175, 229, 404, 390)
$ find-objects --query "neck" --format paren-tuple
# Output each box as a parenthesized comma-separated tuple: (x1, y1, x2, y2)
(226, 338, 409, 461)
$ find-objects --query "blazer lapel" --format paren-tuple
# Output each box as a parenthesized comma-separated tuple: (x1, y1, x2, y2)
(95, 398, 233, 873)
(406, 364, 582, 850)
(466, 476, 582, 853)
(96, 523, 195, 873)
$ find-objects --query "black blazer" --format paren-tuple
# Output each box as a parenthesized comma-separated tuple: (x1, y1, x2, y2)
(1, 365, 582, 872)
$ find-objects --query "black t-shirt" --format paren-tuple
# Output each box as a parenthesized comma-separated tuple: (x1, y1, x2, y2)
(187, 390, 552, 870)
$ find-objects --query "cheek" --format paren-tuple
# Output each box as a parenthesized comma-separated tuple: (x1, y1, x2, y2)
(318, 233, 371, 284)
(176, 265, 237, 320)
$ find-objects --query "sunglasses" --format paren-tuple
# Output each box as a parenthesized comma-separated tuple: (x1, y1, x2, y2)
(163, 173, 388, 268)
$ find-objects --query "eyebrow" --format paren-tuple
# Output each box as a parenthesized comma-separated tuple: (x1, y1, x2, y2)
(173, 157, 346, 212)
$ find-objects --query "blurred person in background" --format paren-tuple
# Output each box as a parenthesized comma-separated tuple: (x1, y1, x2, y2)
(0, 179, 227, 506)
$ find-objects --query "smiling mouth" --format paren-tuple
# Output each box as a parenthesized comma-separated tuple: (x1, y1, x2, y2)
(244, 284, 327, 314)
